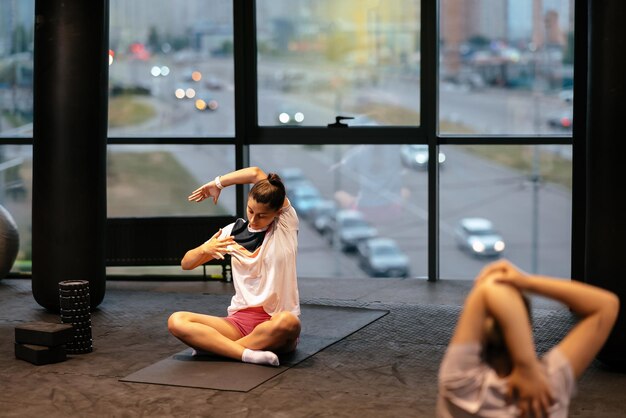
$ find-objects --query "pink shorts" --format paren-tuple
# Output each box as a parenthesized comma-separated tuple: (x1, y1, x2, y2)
(224, 306, 271, 337)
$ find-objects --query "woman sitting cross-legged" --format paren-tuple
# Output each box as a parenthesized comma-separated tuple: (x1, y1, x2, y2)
(168, 167, 301, 367)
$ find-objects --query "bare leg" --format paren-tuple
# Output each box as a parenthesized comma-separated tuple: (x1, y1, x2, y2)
(238, 311, 301, 353)
(168, 311, 246, 361)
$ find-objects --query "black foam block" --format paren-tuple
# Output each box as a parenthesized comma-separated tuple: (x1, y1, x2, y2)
(15, 322, 74, 347)
(15, 343, 67, 365)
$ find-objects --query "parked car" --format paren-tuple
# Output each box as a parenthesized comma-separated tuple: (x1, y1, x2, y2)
(309, 199, 337, 233)
(278, 167, 310, 194)
(454, 217, 505, 257)
(277, 107, 305, 125)
(356, 237, 410, 278)
(290, 184, 323, 218)
(400, 144, 446, 170)
(324, 209, 378, 252)
(547, 112, 573, 130)
(194, 96, 219, 111)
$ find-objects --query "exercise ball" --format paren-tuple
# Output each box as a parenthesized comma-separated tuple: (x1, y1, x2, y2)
(0, 204, 19, 280)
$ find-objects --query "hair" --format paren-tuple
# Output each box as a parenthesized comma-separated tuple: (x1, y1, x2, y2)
(482, 293, 532, 374)
(248, 172, 286, 212)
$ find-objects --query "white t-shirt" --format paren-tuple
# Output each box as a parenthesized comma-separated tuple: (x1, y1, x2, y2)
(219, 201, 300, 317)
(437, 343, 576, 418)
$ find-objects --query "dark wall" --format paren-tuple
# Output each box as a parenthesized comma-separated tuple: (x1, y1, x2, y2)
(585, 0, 626, 369)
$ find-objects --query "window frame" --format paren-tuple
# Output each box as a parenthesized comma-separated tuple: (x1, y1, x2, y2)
(3, 0, 585, 281)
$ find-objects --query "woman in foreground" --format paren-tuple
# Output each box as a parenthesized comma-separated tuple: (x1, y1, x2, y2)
(438, 259, 619, 417)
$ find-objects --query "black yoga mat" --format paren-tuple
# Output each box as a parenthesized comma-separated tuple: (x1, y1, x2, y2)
(120, 304, 388, 392)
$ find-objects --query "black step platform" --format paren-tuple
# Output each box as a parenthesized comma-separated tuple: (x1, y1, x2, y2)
(15, 322, 74, 347)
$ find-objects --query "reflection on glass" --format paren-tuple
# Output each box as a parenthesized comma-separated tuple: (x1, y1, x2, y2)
(257, 0, 421, 127)
(107, 144, 236, 217)
(439, 0, 574, 135)
(0, 145, 32, 273)
(0, 1, 34, 138)
(109, 0, 234, 137)
(251, 144, 427, 279)
(440, 145, 572, 279)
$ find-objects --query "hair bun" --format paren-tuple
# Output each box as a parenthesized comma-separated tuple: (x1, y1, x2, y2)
(267, 172, 282, 185)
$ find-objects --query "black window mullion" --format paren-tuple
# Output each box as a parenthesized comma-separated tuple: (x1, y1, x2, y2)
(233, 0, 256, 216)
(423, 0, 439, 281)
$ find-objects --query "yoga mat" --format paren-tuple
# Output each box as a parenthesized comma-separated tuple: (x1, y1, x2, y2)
(120, 304, 388, 392)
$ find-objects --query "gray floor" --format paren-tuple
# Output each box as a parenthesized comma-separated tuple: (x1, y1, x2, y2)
(1, 276, 625, 417)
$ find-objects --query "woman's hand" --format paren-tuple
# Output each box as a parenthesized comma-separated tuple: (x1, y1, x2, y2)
(474, 259, 511, 286)
(201, 229, 235, 260)
(188, 180, 221, 204)
(507, 362, 554, 417)
(474, 259, 527, 287)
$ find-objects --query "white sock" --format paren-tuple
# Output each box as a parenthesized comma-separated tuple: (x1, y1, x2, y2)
(241, 348, 279, 366)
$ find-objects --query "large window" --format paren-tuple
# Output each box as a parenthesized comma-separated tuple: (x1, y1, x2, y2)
(5, 0, 577, 280)
(251, 144, 428, 279)
(1, 1, 34, 274)
(109, 0, 235, 137)
(439, 0, 574, 135)
(0, 144, 31, 273)
(257, 0, 421, 127)
(439, 145, 572, 279)
(0, 0, 34, 138)
(436, 0, 574, 279)
(107, 145, 236, 217)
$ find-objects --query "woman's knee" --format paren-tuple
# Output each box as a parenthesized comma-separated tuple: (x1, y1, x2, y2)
(272, 311, 301, 337)
(167, 311, 190, 336)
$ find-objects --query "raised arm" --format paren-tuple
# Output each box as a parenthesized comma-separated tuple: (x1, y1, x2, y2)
(449, 261, 553, 416)
(188, 167, 268, 204)
(496, 267, 620, 379)
(450, 260, 534, 348)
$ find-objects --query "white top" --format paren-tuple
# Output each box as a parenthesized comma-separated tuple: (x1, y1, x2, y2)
(219, 201, 300, 317)
(437, 343, 576, 418)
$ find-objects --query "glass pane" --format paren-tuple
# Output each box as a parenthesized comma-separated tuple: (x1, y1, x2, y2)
(251, 144, 427, 279)
(257, 0, 421, 127)
(439, 0, 574, 135)
(440, 144, 572, 279)
(107, 144, 236, 217)
(109, 0, 234, 137)
(0, 0, 34, 138)
(0, 145, 32, 274)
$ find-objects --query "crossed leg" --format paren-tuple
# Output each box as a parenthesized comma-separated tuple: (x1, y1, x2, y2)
(167, 310, 301, 366)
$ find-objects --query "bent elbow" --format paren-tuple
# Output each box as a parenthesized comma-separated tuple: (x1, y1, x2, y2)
(605, 293, 620, 325)
(181, 259, 194, 270)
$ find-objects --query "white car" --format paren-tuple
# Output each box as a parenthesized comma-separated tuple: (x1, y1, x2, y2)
(400, 144, 446, 170)
(454, 217, 505, 257)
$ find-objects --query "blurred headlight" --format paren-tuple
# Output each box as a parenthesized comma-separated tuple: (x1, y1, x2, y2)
(438, 153, 446, 163)
(279, 112, 290, 124)
(195, 99, 207, 111)
(415, 154, 428, 164)
(494, 241, 505, 252)
(294, 112, 304, 123)
(471, 241, 485, 253)
(175, 88, 186, 99)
